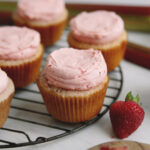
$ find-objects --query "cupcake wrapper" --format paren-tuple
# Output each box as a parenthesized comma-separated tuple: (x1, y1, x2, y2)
(0, 46, 43, 88)
(0, 88, 14, 128)
(29, 18, 67, 46)
(37, 75, 109, 123)
(13, 10, 68, 46)
(68, 31, 127, 72)
(102, 40, 127, 71)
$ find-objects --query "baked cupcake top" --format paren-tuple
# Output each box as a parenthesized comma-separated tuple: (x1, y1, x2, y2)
(17, 0, 65, 22)
(0, 26, 40, 60)
(0, 69, 8, 95)
(70, 10, 124, 44)
(44, 48, 107, 90)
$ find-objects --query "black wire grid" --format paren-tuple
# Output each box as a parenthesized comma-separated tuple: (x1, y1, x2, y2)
(0, 29, 123, 148)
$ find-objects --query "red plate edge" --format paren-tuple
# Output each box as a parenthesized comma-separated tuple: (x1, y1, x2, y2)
(125, 44, 150, 69)
(66, 4, 150, 16)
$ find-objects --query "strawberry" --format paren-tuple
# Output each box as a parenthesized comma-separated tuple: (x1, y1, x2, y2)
(109, 92, 145, 139)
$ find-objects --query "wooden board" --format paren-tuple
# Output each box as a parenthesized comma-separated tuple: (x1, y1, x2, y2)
(89, 140, 150, 150)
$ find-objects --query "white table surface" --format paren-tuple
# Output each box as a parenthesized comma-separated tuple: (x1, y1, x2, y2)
(1, 1, 150, 147)
(5, 60, 150, 150)
(1, 23, 149, 150)
(0, 4, 149, 146)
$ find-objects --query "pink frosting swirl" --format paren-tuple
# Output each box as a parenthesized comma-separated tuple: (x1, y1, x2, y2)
(0, 26, 40, 60)
(44, 48, 107, 90)
(0, 69, 8, 94)
(70, 11, 124, 44)
(17, 0, 65, 22)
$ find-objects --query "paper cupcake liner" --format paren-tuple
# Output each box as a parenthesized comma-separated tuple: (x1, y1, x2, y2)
(68, 31, 127, 72)
(0, 78, 14, 128)
(37, 73, 109, 123)
(13, 10, 68, 46)
(0, 92, 14, 127)
(102, 40, 127, 71)
(0, 45, 43, 88)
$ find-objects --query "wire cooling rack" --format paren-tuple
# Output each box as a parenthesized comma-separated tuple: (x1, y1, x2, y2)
(0, 28, 123, 148)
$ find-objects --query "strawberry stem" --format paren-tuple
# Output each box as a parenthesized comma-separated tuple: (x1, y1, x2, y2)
(125, 91, 140, 104)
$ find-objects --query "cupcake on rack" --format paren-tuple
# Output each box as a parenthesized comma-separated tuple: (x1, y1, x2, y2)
(68, 10, 127, 71)
(13, 0, 68, 46)
(37, 48, 109, 123)
(0, 26, 43, 88)
(0, 69, 14, 127)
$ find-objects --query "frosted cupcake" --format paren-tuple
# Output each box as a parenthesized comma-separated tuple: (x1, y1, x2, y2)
(37, 48, 109, 123)
(0, 26, 43, 88)
(0, 69, 14, 127)
(13, 0, 68, 46)
(68, 11, 127, 71)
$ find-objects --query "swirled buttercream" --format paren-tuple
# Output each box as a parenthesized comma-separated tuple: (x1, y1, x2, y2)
(0, 69, 8, 94)
(44, 48, 107, 90)
(70, 11, 124, 44)
(0, 26, 40, 60)
(17, 0, 65, 22)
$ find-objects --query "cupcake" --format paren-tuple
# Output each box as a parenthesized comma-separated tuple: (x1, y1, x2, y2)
(0, 69, 15, 127)
(13, 0, 68, 46)
(37, 48, 109, 123)
(68, 11, 127, 71)
(0, 26, 43, 88)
